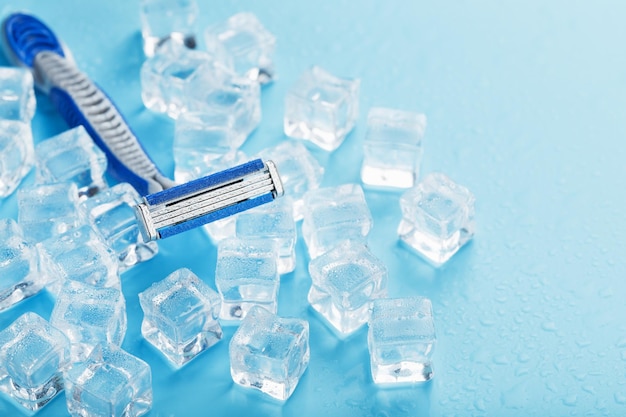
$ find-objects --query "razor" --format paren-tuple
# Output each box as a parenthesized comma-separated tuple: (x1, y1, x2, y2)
(1, 12, 283, 241)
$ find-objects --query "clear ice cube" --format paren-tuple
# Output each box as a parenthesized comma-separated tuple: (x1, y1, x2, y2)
(284, 66, 359, 151)
(0, 67, 36, 122)
(204, 12, 276, 84)
(398, 172, 475, 266)
(64, 344, 152, 417)
(215, 238, 280, 322)
(368, 297, 436, 384)
(139, 268, 222, 367)
(361, 107, 427, 189)
(50, 280, 127, 360)
(17, 182, 83, 243)
(229, 306, 309, 401)
(37, 225, 120, 297)
(301, 183, 372, 258)
(81, 183, 158, 272)
(139, 0, 199, 56)
(0, 219, 42, 312)
(0, 312, 70, 411)
(308, 241, 387, 336)
(235, 198, 297, 275)
(35, 126, 108, 199)
(0, 120, 34, 198)
(257, 141, 324, 221)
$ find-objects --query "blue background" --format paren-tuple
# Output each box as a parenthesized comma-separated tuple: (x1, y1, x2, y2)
(1, 0, 625, 416)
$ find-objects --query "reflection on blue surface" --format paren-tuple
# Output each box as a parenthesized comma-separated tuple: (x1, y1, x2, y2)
(1, 0, 625, 416)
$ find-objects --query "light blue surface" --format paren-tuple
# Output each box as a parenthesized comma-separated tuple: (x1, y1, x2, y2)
(0, 1, 625, 416)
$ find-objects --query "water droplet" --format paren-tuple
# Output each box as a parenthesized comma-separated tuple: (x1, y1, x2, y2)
(492, 355, 510, 365)
(517, 353, 531, 363)
(562, 395, 577, 406)
(615, 393, 626, 404)
(542, 321, 557, 332)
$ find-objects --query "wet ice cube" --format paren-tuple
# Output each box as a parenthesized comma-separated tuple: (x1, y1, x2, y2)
(204, 12, 276, 84)
(51, 280, 127, 361)
(139, 268, 222, 367)
(35, 126, 108, 199)
(37, 225, 120, 296)
(64, 344, 152, 417)
(398, 172, 475, 266)
(0, 67, 36, 122)
(0, 120, 34, 198)
(284, 66, 359, 151)
(230, 306, 309, 401)
(368, 297, 436, 384)
(235, 199, 297, 275)
(17, 182, 83, 243)
(140, 0, 199, 56)
(81, 183, 158, 272)
(215, 238, 279, 322)
(301, 184, 372, 258)
(308, 241, 387, 336)
(0, 219, 42, 312)
(0, 312, 70, 411)
(361, 108, 427, 189)
(257, 141, 324, 221)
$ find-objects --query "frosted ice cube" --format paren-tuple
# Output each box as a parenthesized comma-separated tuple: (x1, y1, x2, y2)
(0, 120, 34, 198)
(235, 199, 296, 274)
(183, 62, 261, 140)
(230, 306, 309, 401)
(284, 66, 359, 151)
(140, 0, 199, 56)
(308, 241, 387, 336)
(398, 172, 475, 266)
(361, 108, 427, 189)
(50, 280, 126, 360)
(204, 12, 276, 84)
(139, 268, 222, 367)
(368, 297, 436, 384)
(215, 238, 280, 322)
(0, 219, 42, 312)
(0, 67, 36, 122)
(301, 184, 372, 258)
(81, 183, 158, 272)
(37, 225, 120, 297)
(257, 141, 324, 221)
(64, 344, 152, 417)
(17, 182, 83, 243)
(35, 126, 108, 199)
(0, 312, 70, 411)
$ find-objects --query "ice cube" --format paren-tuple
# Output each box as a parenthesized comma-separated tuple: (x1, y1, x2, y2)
(35, 126, 108, 199)
(0, 219, 42, 312)
(204, 12, 276, 84)
(301, 183, 372, 258)
(81, 182, 158, 272)
(230, 306, 309, 401)
(257, 141, 324, 221)
(398, 172, 475, 266)
(235, 198, 297, 274)
(284, 66, 359, 151)
(0, 120, 34, 198)
(50, 280, 127, 360)
(308, 240, 387, 336)
(37, 225, 120, 296)
(215, 238, 280, 322)
(368, 297, 436, 383)
(0, 67, 36, 122)
(361, 107, 427, 189)
(0, 312, 70, 411)
(64, 344, 152, 417)
(139, 268, 222, 367)
(17, 182, 83, 243)
(139, 0, 199, 56)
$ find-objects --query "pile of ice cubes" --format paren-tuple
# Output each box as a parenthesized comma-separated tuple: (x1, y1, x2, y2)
(0, 0, 478, 413)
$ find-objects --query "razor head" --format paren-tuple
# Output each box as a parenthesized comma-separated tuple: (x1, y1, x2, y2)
(135, 159, 284, 241)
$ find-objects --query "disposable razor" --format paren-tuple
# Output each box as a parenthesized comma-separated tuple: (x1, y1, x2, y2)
(1, 12, 283, 241)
